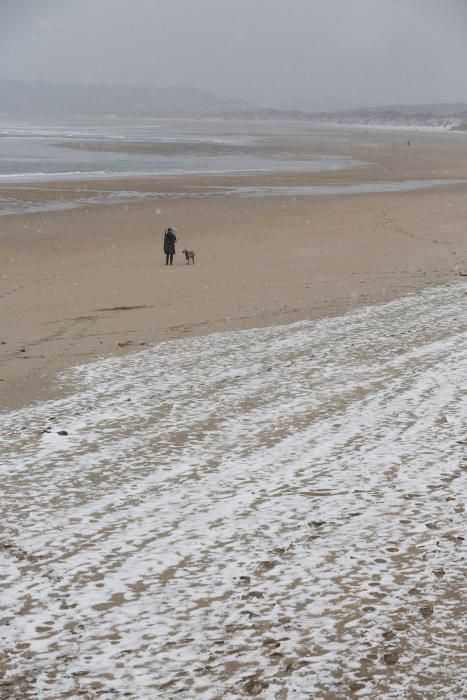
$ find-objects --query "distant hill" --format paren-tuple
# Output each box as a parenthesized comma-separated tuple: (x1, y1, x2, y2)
(1, 82, 467, 131)
(0, 80, 252, 116)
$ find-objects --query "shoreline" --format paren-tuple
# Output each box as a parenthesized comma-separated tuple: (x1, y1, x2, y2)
(2, 117, 467, 185)
(1, 178, 467, 218)
(2, 126, 467, 411)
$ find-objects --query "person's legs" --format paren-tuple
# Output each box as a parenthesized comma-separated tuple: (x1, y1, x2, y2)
(169, 253, 174, 265)
(165, 253, 169, 265)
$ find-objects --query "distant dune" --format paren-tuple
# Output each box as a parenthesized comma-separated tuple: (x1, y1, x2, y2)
(310, 103, 467, 131)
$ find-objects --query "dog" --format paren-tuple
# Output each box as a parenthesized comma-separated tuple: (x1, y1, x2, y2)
(182, 249, 195, 265)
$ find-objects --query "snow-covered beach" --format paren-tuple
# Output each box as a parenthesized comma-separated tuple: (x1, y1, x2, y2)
(4, 1, 467, 698)
(1, 282, 466, 698)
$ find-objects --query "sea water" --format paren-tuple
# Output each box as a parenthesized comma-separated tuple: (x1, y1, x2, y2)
(0, 116, 359, 181)
(1, 116, 467, 218)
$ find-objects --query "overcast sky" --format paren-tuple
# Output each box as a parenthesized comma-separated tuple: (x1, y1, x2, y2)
(1, 0, 467, 111)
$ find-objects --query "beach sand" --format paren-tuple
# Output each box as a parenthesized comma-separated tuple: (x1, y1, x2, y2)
(1, 127, 467, 409)
(1, 126, 467, 698)
(2, 275, 466, 699)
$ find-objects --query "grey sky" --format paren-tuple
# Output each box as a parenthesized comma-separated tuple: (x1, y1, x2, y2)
(1, 0, 467, 111)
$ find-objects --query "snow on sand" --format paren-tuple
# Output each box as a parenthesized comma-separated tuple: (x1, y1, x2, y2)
(1, 283, 466, 698)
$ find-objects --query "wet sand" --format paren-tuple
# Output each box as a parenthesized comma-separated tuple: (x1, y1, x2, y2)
(1, 126, 467, 409)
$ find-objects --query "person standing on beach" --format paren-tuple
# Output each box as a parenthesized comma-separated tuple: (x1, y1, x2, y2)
(163, 227, 177, 265)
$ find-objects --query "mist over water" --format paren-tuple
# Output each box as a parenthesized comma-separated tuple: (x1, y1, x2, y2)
(1, 1, 467, 111)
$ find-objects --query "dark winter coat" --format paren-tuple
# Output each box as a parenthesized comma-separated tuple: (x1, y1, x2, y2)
(164, 230, 177, 255)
